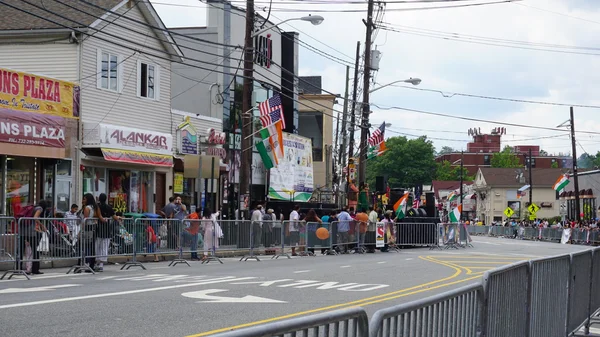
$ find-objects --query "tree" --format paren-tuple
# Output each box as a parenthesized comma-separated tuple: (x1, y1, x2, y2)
(437, 146, 455, 156)
(551, 161, 559, 168)
(435, 160, 475, 181)
(579, 153, 598, 169)
(539, 149, 548, 156)
(491, 146, 521, 168)
(366, 136, 437, 188)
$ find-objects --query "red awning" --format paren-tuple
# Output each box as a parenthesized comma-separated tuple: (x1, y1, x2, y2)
(101, 148, 173, 167)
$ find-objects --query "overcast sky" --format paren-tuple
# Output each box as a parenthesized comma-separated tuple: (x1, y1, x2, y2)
(152, 0, 600, 157)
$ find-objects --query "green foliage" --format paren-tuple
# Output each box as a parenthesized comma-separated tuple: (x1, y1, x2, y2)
(435, 160, 475, 181)
(578, 152, 600, 169)
(366, 136, 437, 188)
(551, 161, 559, 168)
(491, 146, 521, 168)
(437, 146, 455, 156)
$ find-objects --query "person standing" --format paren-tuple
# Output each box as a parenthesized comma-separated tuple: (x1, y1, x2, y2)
(201, 208, 222, 261)
(367, 206, 379, 253)
(78, 194, 104, 272)
(289, 205, 301, 256)
(20, 200, 49, 275)
(183, 207, 201, 261)
(355, 208, 369, 252)
(251, 204, 263, 249)
(96, 193, 120, 271)
(336, 207, 352, 254)
(304, 209, 322, 255)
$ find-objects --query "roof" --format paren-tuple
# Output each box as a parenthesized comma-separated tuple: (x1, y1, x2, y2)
(299, 76, 322, 94)
(0, 0, 183, 60)
(0, 0, 122, 31)
(431, 180, 473, 200)
(478, 168, 564, 187)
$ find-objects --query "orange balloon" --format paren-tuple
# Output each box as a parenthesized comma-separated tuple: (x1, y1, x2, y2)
(316, 227, 330, 240)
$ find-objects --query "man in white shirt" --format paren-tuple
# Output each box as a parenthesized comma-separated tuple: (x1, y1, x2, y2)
(367, 206, 379, 253)
(289, 205, 300, 256)
(251, 205, 263, 248)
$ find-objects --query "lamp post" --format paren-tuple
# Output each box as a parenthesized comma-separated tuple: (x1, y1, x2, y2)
(356, 78, 421, 185)
(240, 13, 324, 216)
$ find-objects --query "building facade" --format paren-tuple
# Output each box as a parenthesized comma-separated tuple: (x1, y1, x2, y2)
(561, 170, 599, 221)
(170, 1, 299, 215)
(473, 168, 562, 224)
(0, 0, 182, 215)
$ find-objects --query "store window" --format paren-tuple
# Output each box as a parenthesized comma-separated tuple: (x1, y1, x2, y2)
(5, 157, 35, 216)
(83, 167, 107, 200)
(108, 170, 153, 214)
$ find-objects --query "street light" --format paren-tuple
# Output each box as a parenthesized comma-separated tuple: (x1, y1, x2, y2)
(369, 78, 422, 94)
(251, 15, 325, 37)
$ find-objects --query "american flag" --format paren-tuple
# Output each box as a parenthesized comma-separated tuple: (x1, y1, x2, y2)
(258, 94, 286, 129)
(368, 122, 385, 146)
(412, 193, 421, 208)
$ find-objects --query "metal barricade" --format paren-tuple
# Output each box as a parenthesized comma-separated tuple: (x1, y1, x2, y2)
(0, 216, 16, 264)
(67, 217, 98, 274)
(459, 223, 474, 248)
(439, 223, 460, 249)
(395, 223, 439, 249)
(330, 220, 360, 254)
(482, 261, 530, 337)
(528, 254, 570, 337)
(130, 218, 182, 267)
(369, 283, 483, 337)
(210, 307, 369, 337)
(587, 247, 600, 333)
(306, 221, 332, 255)
(241, 219, 261, 261)
(567, 250, 593, 335)
(274, 220, 292, 259)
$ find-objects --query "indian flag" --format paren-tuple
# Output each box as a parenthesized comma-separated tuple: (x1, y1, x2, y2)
(255, 120, 284, 170)
(367, 141, 387, 159)
(447, 191, 458, 201)
(394, 192, 409, 219)
(449, 204, 462, 223)
(553, 174, 570, 192)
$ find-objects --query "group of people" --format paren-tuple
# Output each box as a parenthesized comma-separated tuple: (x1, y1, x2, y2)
(248, 204, 399, 256)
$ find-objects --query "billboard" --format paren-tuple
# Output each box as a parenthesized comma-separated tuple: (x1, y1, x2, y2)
(0, 67, 80, 118)
(268, 132, 314, 202)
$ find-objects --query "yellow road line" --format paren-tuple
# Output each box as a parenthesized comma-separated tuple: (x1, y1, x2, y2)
(186, 256, 483, 337)
(437, 261, 520, 264)
(428, 256, 531, 260)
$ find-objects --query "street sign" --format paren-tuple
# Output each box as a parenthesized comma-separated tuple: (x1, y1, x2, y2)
(504, 207, 515, 218)
(529, 215, 537, 221)
(528, 203, 540, 214)
(560, 202, 567, 215)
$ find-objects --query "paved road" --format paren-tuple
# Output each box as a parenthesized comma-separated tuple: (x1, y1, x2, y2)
(0, 236, 592, 337)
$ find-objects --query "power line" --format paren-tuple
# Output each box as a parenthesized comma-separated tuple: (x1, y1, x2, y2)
(259, 0, 521, 12)
(387, 84, 600, 109)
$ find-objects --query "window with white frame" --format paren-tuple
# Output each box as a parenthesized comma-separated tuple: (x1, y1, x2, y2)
(138, 61, 159, 100)
(98, 51, 119, 91)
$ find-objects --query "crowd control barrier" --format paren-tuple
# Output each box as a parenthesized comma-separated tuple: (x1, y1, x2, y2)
(208, 247, 600, 337)
(369, 283, 483, 337)
(395, 223, 439, 249)
(210, 307, 369, 337)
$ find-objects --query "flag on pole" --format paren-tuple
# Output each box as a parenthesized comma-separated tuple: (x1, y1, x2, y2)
(258, 94, 286, 129)
(367, 122, 387, 159)
(553, 174, 570, 192)
(449, 204, 462, 223)
(447, 191, 458, 201)
(394, 191, 409, 219)
(255, 120, 284, 170)
(413, 192, 421, 209)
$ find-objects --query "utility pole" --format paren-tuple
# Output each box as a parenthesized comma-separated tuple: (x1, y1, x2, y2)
(338, 65, 350, 172)
(459, 151, 463, 220)
(570, 106, 581, 221)
(528, 148, 533, 207)
(358, 0, 375, 186)
(347, 41, 360, 186)
(240, 0, 255, 216)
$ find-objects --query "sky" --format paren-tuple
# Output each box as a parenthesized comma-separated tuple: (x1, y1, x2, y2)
(151, 0, 600, 157)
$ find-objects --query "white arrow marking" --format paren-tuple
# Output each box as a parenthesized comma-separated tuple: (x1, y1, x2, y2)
(0, 284, 80, 294)
(181, 289, 286, 303)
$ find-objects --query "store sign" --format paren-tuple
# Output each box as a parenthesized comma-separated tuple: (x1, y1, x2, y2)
(207, 128, 226, 144)
(174, 173, 184, 194)
(110, 193, 128, 214)
(228, 132, 241, 150)
(83, 123, 173, 156)
(253, 33, 273, 69)
(206, 147, 227, 160)
(176, 116, 198, 155)
(0, 67, 80, 118)
(0, 108, 66, 148)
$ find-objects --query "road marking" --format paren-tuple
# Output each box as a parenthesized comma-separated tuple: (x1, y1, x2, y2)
(340, 265, 351, 268)
(377, 261, 386, 264)
(187, 256, 472, 337)
(0, 273, 86, 283)
(0, 277, 256, 309)
(182, 289, 287, 304)
(0, 284, 80, 294)
(293, 270, 311, 273)
(229, 279, 291, 286)
(476, 241, 502, 246)
(405, 258, 413, 261)
(98, 276, 118, 281)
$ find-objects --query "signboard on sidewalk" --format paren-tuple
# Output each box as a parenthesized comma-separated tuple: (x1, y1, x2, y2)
(376, 223, 385, 248)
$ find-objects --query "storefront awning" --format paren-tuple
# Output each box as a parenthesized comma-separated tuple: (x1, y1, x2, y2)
(101, 148, 173, 167)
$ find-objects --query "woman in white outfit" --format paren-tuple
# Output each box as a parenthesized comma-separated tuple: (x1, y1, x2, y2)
(201, 208, 222, 261)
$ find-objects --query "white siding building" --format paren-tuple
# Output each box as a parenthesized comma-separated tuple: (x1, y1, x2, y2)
(0, 0, 182, 215)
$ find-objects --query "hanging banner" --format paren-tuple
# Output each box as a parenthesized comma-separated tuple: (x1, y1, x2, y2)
(0, 108, 66, 148)
(174, 173, 184, 194)
(268, 132, 314, 202)
(0, 67, 80, 118)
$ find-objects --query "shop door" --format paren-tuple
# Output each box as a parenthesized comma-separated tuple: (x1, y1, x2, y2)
(155, 173, 166, 212)
(55, 178, 71, 214)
